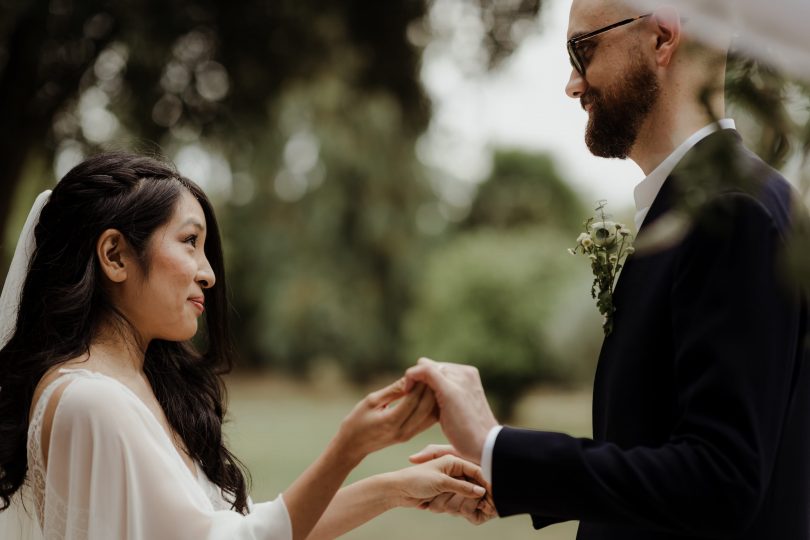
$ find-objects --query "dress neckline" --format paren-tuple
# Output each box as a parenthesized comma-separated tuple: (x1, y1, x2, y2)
(36, 367, 200, 481)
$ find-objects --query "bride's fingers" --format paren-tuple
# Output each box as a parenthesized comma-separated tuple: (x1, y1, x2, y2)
(365, 377, 408, 409)
(437, 476, 487, 500)
(441, 454, 487, 482)
(400, 385, 437, 436)
(409, 444, 459, 464)
(425, 492, 454, 514)
(380, 382, 424, 429)
(410, 408, 439, 440)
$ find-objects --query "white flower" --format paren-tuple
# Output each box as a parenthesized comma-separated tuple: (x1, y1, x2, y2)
(626, 246, 636, 255)
(591, 221, 617, 247)
(619, 227, 632, 237)
(568, 248, 577, 255)
(582, 237, 594, 249)
(609, 254, 618, 263)
(593, 220, 616, 230)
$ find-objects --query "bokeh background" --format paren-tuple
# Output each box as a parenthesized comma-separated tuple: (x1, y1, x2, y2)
(1, 0, 809, 538)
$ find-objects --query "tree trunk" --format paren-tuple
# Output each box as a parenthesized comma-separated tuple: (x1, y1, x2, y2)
(0, 2, 114, 252)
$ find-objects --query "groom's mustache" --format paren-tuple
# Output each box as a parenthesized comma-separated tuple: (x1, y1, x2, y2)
(580, 91, 597, 112)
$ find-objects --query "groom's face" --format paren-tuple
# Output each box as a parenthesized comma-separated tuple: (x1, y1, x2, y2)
(565, 0, 661, 158)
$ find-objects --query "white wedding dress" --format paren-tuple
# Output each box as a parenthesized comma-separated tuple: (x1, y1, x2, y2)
(0, 368, 292, 540)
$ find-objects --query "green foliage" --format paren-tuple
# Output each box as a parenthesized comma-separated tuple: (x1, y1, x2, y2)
(466, 150, 586, 232)
(403, 227, 597, 419)
(220, 83, 432, 380)
(726, 55, 807, 169)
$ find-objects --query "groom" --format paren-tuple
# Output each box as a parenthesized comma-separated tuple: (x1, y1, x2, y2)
(407, 1, 810, 538)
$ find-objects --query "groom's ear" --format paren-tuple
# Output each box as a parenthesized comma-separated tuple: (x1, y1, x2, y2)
(650, 6, 681, 68)
(96, 229, 131, 283)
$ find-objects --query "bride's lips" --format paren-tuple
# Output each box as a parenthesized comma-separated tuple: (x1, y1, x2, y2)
(188, 297, 205, 313)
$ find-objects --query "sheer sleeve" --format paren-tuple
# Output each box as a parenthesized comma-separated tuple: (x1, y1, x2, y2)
(42, 375, 292, 540)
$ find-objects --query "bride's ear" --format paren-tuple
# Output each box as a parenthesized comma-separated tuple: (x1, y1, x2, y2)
(96, 229, 131, 283)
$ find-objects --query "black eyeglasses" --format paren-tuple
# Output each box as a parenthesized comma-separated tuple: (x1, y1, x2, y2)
(567, 13, 651, 77)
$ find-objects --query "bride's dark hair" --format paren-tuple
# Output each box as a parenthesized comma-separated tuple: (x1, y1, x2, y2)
(0, 151, 249, 513)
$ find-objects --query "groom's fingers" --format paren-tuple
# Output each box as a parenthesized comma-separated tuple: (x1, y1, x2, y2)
(408, 444, 459, 464)
(405, 361, 448, 397)
(478, 497, 497, 517)
(456, 495, 481, 520)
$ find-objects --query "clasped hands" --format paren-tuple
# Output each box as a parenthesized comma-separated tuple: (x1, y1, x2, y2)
(339, 358, 499, 524)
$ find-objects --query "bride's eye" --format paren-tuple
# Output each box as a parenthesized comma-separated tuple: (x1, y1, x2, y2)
(184, 234, 198, 248)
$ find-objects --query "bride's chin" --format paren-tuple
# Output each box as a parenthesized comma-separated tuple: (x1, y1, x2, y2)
(162, 323, 198, 343)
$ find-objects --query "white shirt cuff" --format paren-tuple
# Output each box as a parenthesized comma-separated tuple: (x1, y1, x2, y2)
(480, 425, 503, 485)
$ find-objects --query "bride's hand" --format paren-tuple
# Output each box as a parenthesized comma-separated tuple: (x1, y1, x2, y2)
(335, 379, 437, 463)
(386, 455, 497, 525)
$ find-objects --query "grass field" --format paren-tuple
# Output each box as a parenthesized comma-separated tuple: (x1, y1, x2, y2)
(224, 370, 593, 540)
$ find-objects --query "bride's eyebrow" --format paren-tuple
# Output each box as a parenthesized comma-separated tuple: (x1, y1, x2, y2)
(180, 218, 206, 232)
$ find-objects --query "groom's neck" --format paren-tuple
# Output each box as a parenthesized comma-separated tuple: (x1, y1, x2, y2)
(630, 78, 726, 176)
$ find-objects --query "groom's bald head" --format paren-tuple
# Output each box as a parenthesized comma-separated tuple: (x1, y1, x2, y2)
(568, 0, 634, 34)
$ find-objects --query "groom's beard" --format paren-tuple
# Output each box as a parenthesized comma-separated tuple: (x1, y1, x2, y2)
(582, 54, 660, 159)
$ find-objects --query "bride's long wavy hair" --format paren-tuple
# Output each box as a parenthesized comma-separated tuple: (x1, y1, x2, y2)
(0, 152, 250, 513)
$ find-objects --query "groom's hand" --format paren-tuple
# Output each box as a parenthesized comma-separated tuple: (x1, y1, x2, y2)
(408, 443, 461, 464)
(405, 358, 498, 464)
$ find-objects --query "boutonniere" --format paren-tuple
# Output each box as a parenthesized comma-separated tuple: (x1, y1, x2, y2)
(568, 201, 635, 336)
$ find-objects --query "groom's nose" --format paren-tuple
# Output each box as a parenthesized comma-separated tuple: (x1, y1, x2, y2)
(566, 67, 587, 99)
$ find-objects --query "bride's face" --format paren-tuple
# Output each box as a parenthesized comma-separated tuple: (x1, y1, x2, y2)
(122, 190, 216, 343)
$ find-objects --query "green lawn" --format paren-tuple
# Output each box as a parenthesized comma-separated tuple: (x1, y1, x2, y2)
(224, 371, 592, 540)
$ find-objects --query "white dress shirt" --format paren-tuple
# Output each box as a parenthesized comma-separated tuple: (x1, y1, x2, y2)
(480, 118, 737, 485)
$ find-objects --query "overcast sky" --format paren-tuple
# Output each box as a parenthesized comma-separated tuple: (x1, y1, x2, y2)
(419, 0, 643, 213)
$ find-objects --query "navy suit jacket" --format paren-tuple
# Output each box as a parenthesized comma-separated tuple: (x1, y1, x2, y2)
(491, 130, 810, 539)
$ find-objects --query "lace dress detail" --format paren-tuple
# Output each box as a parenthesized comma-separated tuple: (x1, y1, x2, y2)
(27, 370, 79, 528)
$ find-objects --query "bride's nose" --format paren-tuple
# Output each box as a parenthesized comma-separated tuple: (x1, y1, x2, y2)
(197, 259, 216, 289)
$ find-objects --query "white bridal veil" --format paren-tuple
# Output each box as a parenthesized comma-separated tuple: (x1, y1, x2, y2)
(624, 0, 810, 83)
(0, 190, 51, 539)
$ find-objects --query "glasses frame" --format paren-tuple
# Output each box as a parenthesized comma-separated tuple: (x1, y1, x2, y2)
(567, 13, 651, 77)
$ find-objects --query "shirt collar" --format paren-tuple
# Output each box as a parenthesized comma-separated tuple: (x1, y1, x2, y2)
(633, 119, 736, 221)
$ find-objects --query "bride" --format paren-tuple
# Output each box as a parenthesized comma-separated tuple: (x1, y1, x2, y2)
(0, 152, 493, 539)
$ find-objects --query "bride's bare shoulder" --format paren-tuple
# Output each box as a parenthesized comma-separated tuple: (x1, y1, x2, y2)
(31, 357, 93, 412)
(31, 358, 129, 467)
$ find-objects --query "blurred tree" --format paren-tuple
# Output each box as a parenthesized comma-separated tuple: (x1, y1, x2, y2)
(0, 0, 549, 375)
(726, 55, 810, 171)
(403, 226, 598, 420)
(220, 81, 434, 379)
(0, 0, 547, 377)
(465, 149, 586, 232)
(0, 0, 545, 247)
(403, 149, 598, 419)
